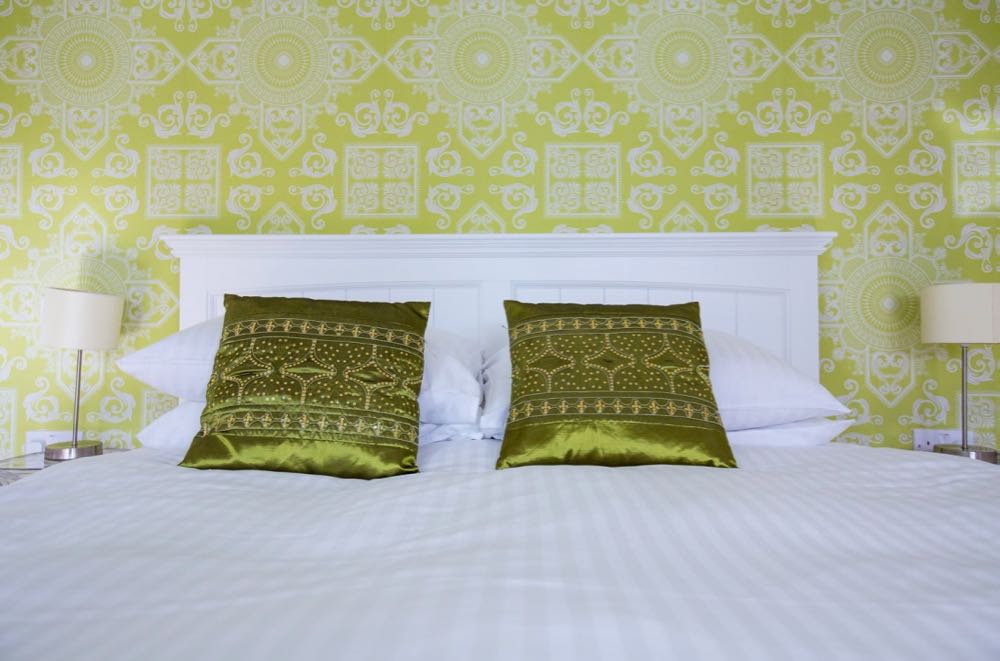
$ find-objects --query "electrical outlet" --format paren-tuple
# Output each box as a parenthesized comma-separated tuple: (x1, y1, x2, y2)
(913, 429, 963, 452)
(24, 430, 73, 454)
(913, 429, 934, 451)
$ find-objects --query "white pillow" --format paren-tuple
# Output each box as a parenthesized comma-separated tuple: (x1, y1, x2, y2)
(117, 317, 223, 402)
(703, 330, 849, 430)
(480, 346, 512, 439)
(136, 400, 203, 451)
(479, 330, 850, 438)
(118, 317, 482, 426)
(417, 437, 500, 474)
(726, 418, 853, 447)
(418, 329, 482, 426)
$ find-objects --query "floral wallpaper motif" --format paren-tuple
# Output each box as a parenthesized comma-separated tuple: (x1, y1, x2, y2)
(0, 0, 997, 458)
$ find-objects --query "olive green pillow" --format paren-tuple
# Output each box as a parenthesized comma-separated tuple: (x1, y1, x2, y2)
(497, 300, 736, 470)
(180, 295, 429, 479)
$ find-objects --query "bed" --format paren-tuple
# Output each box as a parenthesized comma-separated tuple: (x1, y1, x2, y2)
(2, 232, 998, 661)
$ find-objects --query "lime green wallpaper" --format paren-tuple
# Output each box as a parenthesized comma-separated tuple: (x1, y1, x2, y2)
(0, 0, 997, 458)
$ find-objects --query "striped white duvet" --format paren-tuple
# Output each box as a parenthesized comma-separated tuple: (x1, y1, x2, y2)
(1, 439, 998, 661)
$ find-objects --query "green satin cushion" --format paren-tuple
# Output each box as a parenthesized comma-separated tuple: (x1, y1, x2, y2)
(497, 300, 736, 470)
(180, 295, 429, 479)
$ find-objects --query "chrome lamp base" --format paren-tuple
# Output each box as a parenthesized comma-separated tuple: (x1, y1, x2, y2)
(44, 440, 103, 461)
(933, 444, 998, 464)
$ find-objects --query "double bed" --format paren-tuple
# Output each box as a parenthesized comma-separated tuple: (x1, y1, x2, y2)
(2, 232, 998, 660)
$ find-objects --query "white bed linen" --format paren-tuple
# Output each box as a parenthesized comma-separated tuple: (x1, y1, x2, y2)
(2, 440, 998, 661)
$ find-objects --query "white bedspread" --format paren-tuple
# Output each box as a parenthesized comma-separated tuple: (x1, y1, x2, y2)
(2, 441, 998, 661)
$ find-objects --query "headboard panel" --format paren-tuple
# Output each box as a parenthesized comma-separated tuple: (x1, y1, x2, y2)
(162, 232, 834, 378)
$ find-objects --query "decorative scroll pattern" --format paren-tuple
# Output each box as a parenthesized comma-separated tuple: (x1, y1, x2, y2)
(0, 1, 996, 456)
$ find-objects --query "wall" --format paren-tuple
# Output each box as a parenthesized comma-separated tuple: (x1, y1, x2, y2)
(0, 0, 997, 457)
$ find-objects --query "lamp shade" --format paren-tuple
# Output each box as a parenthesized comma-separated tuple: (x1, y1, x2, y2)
(40, 287, 124, 350)
(920, 283, 1000, 345)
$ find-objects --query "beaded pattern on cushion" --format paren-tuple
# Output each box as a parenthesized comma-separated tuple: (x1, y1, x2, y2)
(201, 317, 424, 448)
(498, 300, 735, 469)
(508, 314, 722, 430)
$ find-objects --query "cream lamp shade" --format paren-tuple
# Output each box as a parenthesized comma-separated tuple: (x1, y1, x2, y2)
(40, 287, 124, 350)
(920, 283, 1000, 345)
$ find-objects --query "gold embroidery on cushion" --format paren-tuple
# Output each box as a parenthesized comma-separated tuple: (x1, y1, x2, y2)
(509, 316, 700, 341)
(508, 396, 721, 426)
(200, 409, 418, 449)
(507, 314, 722, 429)
(223, 317, 425, 352)
(203, 315, 424, 449)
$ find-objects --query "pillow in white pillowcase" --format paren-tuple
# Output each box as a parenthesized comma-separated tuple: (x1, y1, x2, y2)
(480, 347, 512, 439)
(117, 317, 223, 403)
(117, 317, 482, 427)
(136, 401, 203, 451)
(417, 437, 500, 474)
(726, 418, 854, 447)
(418, 329, 482, 426)
(478, 330, 850, 438)
(703, 330, 849, 430)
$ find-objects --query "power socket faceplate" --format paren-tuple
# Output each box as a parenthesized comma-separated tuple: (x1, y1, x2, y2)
(913, 429, 963, 452)
(24, 430, 74, 454)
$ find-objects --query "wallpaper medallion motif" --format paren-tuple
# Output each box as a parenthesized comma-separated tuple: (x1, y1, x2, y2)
(0, 0, 997, 457)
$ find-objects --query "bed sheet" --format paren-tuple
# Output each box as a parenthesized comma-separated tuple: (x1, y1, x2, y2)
(1, 439, 998, 661)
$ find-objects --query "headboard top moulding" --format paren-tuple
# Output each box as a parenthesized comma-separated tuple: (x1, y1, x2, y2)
(161, 231, 836, 379)
(162, 232, 836, 259)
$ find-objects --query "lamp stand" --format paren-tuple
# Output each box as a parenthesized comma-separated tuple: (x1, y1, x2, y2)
(44, 349, 103, 461)
(933, 344, 997, 464)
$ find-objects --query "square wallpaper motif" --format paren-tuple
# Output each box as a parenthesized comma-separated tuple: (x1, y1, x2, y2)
(0, 0, 997, 457)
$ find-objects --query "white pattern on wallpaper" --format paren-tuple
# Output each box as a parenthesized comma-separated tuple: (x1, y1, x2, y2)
(0, 0, 997, 458)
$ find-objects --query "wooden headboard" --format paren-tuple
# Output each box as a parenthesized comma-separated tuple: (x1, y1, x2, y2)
(162, 232, 835, 378)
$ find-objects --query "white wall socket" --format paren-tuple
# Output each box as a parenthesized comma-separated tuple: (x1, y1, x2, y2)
(24, 430, 73, 454)
(913, 429, 963, 452)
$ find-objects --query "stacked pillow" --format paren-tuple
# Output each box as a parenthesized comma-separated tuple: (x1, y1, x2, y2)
(135, 401, 204, 450)
(702, 330, 852, 446)
(117, 315, 225, 403)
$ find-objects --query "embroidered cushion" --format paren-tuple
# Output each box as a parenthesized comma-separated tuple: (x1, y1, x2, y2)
(496, 300, 736, 470)
(180, 295, 429, 479)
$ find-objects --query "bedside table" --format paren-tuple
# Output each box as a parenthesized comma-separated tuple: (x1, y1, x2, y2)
(0, 447, 126, 486)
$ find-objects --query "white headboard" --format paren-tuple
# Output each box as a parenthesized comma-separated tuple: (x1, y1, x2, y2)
(161, 232, 835, 378)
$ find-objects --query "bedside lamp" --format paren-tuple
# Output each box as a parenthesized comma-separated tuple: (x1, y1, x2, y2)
(920, 283, 999, 464)
(40, 287, 124, 461)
